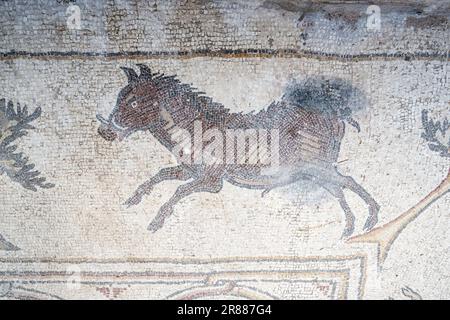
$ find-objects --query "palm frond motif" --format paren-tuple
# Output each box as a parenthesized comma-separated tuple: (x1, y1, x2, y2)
(0, 98, 54, 251)
(421, 109, 450, 158)
(0, 233, 19, 251)
(0, 98, 54, 190)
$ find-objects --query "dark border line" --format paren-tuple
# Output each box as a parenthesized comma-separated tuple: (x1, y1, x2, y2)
(0, 49, 448, 61)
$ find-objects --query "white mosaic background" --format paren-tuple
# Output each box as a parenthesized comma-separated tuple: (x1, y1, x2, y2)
(0, 0, 448, 300)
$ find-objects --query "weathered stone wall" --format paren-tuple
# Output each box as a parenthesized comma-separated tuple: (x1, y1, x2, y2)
(0, 0, 448, 300)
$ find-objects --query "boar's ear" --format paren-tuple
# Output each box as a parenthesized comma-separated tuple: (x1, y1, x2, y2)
(136, 64, 154, 80)
(120, 67, 138, 83)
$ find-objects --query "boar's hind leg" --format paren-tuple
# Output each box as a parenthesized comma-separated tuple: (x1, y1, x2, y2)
(148, 176, 223, 233)
(306, 166, 379, 232)
(328, 170, 380, 231)
(322, 183, 355, 238)
(124, 165, 192, 207)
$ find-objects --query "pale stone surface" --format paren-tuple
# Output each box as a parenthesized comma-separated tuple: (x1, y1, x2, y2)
(0, 0, 448, 300)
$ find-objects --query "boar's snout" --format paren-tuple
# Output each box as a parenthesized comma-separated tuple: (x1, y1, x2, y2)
(98, 125, 117, 141)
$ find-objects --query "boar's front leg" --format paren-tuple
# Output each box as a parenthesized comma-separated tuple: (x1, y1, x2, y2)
(148, 176, 223, 233)
(124, 165, 192, 207)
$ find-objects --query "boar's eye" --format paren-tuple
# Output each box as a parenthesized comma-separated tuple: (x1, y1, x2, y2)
(128, 97, 138, 109)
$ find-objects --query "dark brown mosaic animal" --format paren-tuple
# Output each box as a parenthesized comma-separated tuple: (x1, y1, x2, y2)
(97, 65, 379, 237)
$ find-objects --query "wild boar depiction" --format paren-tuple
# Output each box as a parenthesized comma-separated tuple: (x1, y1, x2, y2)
(97, 64, 379, 237)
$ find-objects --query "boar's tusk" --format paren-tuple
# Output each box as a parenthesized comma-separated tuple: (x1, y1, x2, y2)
(96, 114, 110, 125)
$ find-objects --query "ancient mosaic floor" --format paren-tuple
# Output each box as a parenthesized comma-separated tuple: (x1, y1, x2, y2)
(0, 0, 448, 300)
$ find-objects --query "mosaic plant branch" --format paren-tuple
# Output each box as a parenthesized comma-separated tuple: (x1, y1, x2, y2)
(0, 99, 54, 191)
(0, 98, 54, 251)
(421, 109, 450, 158)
